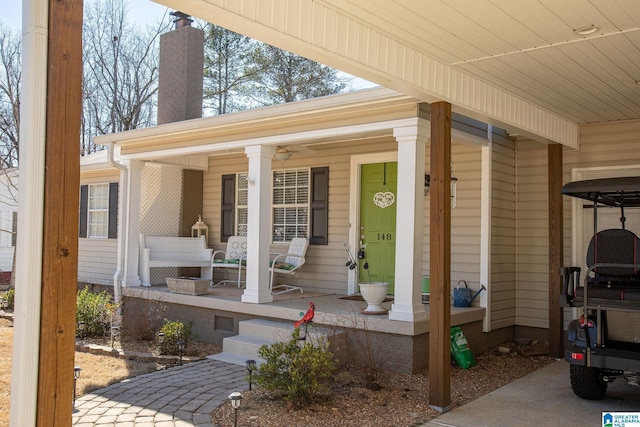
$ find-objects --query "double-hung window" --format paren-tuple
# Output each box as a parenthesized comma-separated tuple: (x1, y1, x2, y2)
(272, 169, 308, 242)
(221, 167, 328, 245)
(236, 173, 249, 237)
(88, 183, 109, 238)
(79, 182, 119, 239)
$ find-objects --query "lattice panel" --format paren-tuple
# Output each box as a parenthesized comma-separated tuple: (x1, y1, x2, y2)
(140, 164, 183, 284)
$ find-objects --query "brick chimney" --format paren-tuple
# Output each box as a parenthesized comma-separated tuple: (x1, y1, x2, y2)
(157, 11, 204, 124)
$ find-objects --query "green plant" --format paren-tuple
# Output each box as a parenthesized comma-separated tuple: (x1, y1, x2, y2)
(255, 328, 336, 407)
(4, 289, 14, 310)
(158, 319, 193, 355)
(76, 286, 119, 337)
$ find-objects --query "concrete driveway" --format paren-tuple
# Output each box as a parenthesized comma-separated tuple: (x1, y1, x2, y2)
(423, 360, 640, 427)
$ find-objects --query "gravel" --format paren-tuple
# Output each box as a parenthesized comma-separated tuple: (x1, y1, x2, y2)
(210, 340, 556, 427)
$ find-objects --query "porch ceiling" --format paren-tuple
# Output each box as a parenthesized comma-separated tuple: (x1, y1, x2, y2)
(318, 0, 640, 125)
(154, 0, 640, 148)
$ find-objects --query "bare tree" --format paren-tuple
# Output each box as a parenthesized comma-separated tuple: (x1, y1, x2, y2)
(0, 24, 20, 168)
(81, 0, 171, 154)
(0, 24, 20, 285)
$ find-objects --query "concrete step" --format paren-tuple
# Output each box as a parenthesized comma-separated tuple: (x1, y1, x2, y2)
(239, 318, 297, 341)
(221, 334, 273, 361)
(207, 352, 265, 366)
(239, 318, 339, 341)
(218, 318, 346, 367)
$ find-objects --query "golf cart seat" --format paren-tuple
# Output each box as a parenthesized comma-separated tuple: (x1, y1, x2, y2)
(573, 229, 640, 301)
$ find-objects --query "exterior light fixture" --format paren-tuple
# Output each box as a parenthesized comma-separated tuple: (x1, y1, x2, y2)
(77, 321, 85, 342)
(423, 167, 457, 208)
(424, 174, 430, 196)
(73, 366, 82, 410)
(245, 359, 257, 390)
(177, 340, 186, 365)
(110, 325, 120, 350)
(229, 392, 243, 427)
(274, 151, 292, 161)
(451, 163, 458, 208)
(191, 215, 209, 241)
(573, 25, 599, 36)
(157, 332, 165, 355)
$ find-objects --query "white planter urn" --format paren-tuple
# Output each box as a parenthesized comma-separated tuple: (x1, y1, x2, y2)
(359, 282, 389, 314)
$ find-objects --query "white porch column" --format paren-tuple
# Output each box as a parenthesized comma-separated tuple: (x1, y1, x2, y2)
(242, 145, 275, 303)
(389, 118, 429, 322)
(480, 141, 492, 332)
(10, 0, 48, 423)
(122, 160, 143, 287)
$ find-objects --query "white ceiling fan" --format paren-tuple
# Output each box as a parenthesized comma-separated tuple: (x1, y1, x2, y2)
(274, 145, 316, 161)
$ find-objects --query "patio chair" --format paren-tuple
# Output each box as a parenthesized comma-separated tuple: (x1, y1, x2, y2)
(211, 236, 247, 288)
(269, 237, 308, 295)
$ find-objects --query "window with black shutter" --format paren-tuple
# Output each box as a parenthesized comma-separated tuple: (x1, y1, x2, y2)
(79, 183, 119, 239)
(223, 167, 328, 245)
(220, 174, 236, 242)
(309, 167, 329, 245)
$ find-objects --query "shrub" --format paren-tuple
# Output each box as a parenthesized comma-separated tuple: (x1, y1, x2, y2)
(76, 286, 118, 337)
(4, 289, 14, 310)
(158, 319, 193, 355)
(122, 295, 167, 341)
(255, 328, 336, 407)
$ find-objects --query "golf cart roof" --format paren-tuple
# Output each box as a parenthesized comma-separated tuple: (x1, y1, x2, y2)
(561, 176, 640, 207)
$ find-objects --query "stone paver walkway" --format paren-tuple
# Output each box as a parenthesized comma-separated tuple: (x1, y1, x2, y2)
(72, 359, 247, 427)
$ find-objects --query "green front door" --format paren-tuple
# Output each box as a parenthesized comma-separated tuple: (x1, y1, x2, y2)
(359, 162, 397, 292)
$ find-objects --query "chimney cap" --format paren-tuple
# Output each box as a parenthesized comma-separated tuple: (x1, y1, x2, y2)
(170, 11, 193, 29)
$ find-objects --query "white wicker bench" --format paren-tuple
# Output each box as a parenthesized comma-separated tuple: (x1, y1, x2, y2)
(139, 234, 213, 287)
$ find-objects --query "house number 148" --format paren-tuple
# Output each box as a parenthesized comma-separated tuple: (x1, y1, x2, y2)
(377, 233, 392, 240)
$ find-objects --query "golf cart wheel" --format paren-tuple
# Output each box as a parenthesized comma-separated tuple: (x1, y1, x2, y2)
(570, 364, 607, 400)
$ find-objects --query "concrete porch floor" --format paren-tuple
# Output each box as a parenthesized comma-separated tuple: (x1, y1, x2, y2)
(122, 284, 486, 336)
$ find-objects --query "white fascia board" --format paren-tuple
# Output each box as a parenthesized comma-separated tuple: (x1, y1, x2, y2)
(94, 88, 412, 147)
(118, 118, 420, 161)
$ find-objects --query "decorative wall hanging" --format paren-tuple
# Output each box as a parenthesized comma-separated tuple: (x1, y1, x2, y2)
(373, 163, 395, 209)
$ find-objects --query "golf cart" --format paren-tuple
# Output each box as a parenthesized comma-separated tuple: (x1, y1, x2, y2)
(560, 176, 640, 400)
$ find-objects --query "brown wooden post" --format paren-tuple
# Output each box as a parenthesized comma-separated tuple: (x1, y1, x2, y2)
(37, 0, 84, 425)
(428, 101, 452, 412)
(548, 143, 564, 358)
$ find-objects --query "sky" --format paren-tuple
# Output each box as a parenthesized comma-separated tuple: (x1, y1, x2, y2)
(2, 0, 376, 90)
(3, 0, 171, 31)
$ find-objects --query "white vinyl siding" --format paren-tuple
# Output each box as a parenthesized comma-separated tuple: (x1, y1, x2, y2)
(78, 171, 120, 286)
(204, 136, 484, 295)
(515, 139, 549, 329)
(204, 137, 398, 294)
(514, 118, 640, 330)
(489, 136, 517, 330)
(77, 238, 118, 286)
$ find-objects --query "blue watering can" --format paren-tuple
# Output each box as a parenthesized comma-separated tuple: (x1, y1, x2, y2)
(453, 281, 486, 307)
